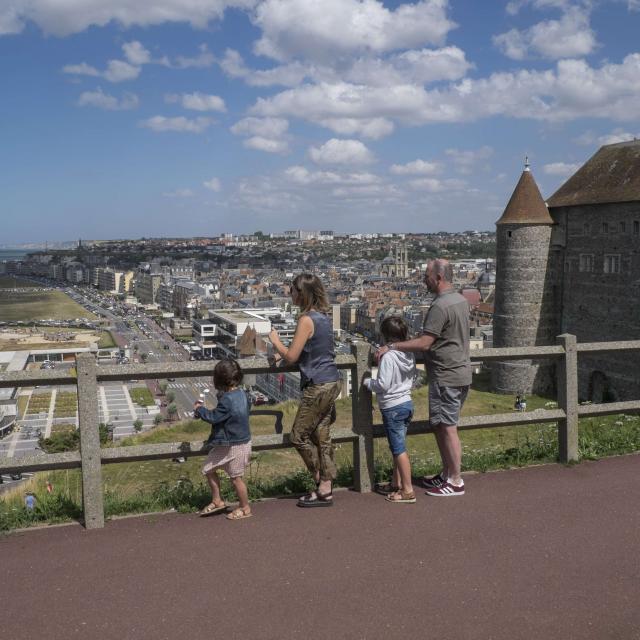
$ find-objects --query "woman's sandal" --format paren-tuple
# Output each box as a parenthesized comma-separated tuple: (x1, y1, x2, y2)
(226, 508, 252, 520)
(385, 490, 416, 504)
(298, 490, 333, 508)
(198, 502, 227, 517)
(375, 482, 400, 496)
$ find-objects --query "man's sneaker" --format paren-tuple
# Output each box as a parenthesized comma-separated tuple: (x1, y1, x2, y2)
(422, 473, 445, 489)
(425, 481, 465, 497)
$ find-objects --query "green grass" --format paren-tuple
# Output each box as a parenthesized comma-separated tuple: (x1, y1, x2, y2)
(129, 387, 155, 407)
(98, 331, 116, 349)
(0, 290, 96, 321)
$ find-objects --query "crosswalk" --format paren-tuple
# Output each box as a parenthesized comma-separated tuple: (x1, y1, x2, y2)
(168, 381, 211, 390)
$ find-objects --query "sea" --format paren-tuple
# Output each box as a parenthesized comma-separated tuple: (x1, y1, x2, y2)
(0, 250, 32, 261)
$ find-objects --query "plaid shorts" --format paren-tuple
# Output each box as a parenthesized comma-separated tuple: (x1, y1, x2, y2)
(202, 441, 252, 478)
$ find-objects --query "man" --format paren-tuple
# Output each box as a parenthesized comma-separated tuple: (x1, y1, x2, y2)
(376, 258, 471, 496)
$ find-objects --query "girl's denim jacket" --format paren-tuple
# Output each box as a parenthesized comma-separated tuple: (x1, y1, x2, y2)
(195, 389, 251, 446)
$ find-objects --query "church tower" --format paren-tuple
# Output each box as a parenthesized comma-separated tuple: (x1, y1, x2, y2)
(491, 160, 559, 395)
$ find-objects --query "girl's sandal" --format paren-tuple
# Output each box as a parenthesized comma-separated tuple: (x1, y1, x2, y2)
(198, 502, 227, 517)
(375, 482, 400, 496)
(385, 490, 416, 504)
(226, 508, 252, 520)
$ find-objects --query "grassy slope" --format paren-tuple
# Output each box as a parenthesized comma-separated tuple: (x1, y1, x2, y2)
(0, 290, 97, 321)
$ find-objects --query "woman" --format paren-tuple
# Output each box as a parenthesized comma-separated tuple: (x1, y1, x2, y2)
(269, 273, 341, 507)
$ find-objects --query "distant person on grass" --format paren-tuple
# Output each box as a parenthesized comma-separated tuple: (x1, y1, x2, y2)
(194, 359, 253, 521)
(269, 273, 341, 508)
(376, 259, 471, 497)
(364, 316, 417, 504)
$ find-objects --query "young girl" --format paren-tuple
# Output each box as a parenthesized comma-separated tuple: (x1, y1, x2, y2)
(194, 359, 253, 521)
(269, 273, 341, 508)
(365, 316, 417, 504)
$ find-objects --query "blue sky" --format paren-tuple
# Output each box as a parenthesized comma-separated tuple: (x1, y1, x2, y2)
(1, 0, 640, 243)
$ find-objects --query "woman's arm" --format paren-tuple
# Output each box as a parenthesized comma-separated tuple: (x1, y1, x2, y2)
(269, 315, 314, 364)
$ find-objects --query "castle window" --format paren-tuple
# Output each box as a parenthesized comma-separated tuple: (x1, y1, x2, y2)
(619, 221, 626, 233)
(634, 221, 639, 234)
(603, 254, 621, 274)
(579, 254, 594, 272)
(602, 222, 609, 233)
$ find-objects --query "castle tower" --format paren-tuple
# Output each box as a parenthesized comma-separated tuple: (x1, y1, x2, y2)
(491, 160, 559, 395)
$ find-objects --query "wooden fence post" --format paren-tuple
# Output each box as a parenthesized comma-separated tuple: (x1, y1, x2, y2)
(350, 342, 374, 492)
(76, 353, 105, 529)
(556, 334, 579, 463)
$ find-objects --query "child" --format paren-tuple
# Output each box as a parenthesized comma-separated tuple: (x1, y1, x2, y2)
(194, 359, 253, 520)
(365, 316, 417, 504)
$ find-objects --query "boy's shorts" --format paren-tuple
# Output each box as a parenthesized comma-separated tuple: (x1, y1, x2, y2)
(428, 381, 469, 427)
(380, 401, 413, 456)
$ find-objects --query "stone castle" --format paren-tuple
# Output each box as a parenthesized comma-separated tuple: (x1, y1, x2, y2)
(492, 140, 640, 402)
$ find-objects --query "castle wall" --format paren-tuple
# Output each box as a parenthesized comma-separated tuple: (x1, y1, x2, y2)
(492, 224, 560, 395)
(553, 202, 640, 401)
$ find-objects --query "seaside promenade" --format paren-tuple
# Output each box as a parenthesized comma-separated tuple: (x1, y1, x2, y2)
(2, 454, 639, 640)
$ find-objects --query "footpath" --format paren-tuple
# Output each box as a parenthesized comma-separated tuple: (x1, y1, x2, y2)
(1, 454, 639, 640)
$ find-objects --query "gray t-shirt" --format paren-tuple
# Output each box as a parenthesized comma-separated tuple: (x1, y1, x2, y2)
(422, 289, 472, 387)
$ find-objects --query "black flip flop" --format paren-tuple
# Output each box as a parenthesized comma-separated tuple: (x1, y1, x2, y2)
(297, 491, 333, 508)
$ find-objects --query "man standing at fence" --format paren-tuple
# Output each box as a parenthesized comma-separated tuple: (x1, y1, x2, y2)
(376, 258, 471, 496)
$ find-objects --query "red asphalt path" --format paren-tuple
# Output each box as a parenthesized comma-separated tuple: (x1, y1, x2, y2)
(1, 455, 639, 640)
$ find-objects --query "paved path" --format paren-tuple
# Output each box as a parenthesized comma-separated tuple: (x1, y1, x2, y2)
(1, 455, 639, 640)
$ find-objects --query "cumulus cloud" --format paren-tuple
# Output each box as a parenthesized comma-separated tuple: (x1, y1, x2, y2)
(77, 88, 139, 110)
(203, 177, 222, 192)
(390, 159, 442, 175)
(309, 139, 375, 166)
(284, 166, 379, 185)
(165, 92, 226, 112)
(408, 177, 466, 192)
(230, 117, 290, 153)
(219, 48, 310, 87)
(252, 0, 456, 63)
(543, 162, 580, 176)
(64, 41, 148, 83)
(62, 62, 100, 77)
(122, 41, 151, 66)
(445, 146, 493, 174)
(103, 59, 140, 82)
(0, 0, 257, 37)
(244, 136, 290, 153)
(140, 116, 213, 133)
(576, 128, 640, 146)
(494, 6, 597, 60)
(170, 44, 216, 69)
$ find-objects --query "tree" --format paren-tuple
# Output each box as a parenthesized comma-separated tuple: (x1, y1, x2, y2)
(153, 414, 163, 426)
(133, 419, 143, 432)
(159, 381, 168, 395)
(166, 390, 176, 403)
(140, 352, 148, 363)
(167, 403, 178, 421)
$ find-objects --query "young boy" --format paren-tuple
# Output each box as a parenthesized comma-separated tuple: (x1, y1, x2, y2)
(365, 316, 417, 504)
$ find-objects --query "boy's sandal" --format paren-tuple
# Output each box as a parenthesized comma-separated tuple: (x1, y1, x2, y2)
(385, 491, 416, 504)
(298, 491, 333, 508)
(198, 502, 227, 517)
(375, 482, 400, 495)
(226, 508, 252, 520)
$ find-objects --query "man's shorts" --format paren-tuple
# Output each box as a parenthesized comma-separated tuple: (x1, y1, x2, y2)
(380, 401, 413, 455)
(428, 380, 469, 427)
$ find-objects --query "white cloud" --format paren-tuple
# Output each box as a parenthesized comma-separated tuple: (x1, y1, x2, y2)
(122, 41, 151, 66)
(284, 166, 379, 185)
(172, 44, 215, 69)
(104, 59, 140, 82)
(162, 188, 195, 198)
(203, 177, 222, 192)
(445, 146, 493, 173)
(576, 128, 640, 146)
(390, 159, 442, 175)
(231, 117, 289, 138)
(318, 118, 395, 140)
(629, 0, 640, 10)
(219, 49, 309, 87)
(140, 116, 213, 133)
(166, 92, 226, 112)
(244, 136, 290, 153)
(494, 6, 597, 60)
(77, 88, 139, 110)
(62, 62, 100, 77)
(252, 0, 456, 63)
(408, 177, 466, 192)
(1, 0, 257, 37)
(543, 162, 580, 176)
(309, 139, 375, 166)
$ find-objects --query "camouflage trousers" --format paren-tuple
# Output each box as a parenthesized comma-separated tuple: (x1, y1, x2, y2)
(290, 380, 342, 482)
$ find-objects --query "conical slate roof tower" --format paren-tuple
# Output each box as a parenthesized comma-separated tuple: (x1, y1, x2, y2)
(492, 160, 560, 395)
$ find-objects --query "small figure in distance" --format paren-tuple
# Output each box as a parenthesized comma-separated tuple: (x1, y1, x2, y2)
(520, 395, 527, 412)
(364, 316, 417, 504)
(194, 359, 253, 521)
(514, 394, 522, 411)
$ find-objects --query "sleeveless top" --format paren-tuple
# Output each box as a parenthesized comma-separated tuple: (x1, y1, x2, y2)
(298, 311, 339, 387)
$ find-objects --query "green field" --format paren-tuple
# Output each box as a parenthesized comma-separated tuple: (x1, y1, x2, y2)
(0, 276, 41, 288)
(129, 387, 155, 406)
(0, 290, 96, 321)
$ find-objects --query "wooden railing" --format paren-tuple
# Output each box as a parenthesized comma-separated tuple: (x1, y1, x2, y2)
(1, 335, 639, 529)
